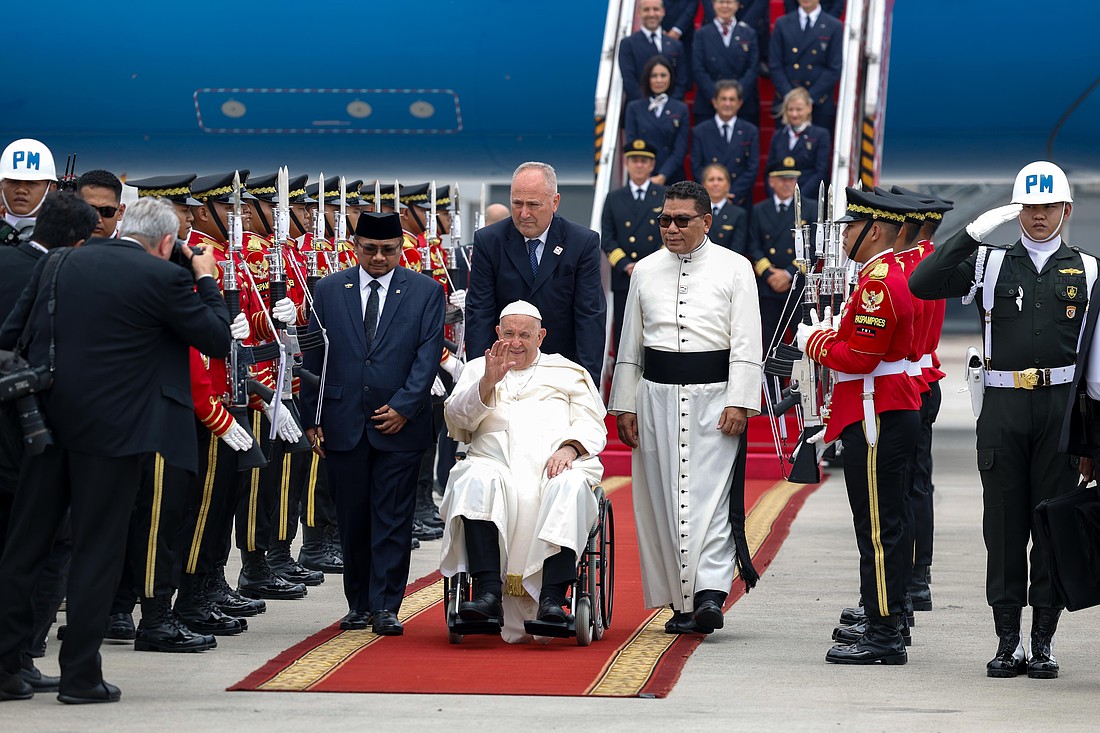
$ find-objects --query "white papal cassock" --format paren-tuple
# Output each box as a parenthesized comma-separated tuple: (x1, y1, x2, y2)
(439, 351, 606, 643)
(608, 238, 761, 613)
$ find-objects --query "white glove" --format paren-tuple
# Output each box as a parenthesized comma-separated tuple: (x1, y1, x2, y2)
(795, 309, 825, 351)
(230, 311, 250, 340)
(218, 421, 254, 452)
(272, 297, 297, 325)
(831, 303, 846, 330)
(263, 399, 303, 443)
(449, 289, 466, 310)
(965, 204, 1022, 243)
(431, 375, 446, 397)
(440, 353, 463, 380)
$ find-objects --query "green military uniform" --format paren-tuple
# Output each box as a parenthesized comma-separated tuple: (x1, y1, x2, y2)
(909, 229, 1092, 609)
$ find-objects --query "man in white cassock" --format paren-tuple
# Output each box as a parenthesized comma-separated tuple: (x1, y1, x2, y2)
(439, 300, 606, 643)
(609, 180, 763, 636)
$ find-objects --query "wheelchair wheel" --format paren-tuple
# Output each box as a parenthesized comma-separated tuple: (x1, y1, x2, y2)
(600, 498, 615, 629)
(448, 630, 464, 644)
(575, 597, 592, 646)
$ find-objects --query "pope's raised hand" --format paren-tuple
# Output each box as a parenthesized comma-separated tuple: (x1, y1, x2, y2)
(481, 339, 518, 388)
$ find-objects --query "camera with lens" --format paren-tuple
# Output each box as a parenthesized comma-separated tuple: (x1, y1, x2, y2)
(0, 351, 53, 457)
(170, 241, 203, 275)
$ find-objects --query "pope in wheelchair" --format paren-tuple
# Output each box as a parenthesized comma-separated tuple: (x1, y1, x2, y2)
(439, 301, 606, 643)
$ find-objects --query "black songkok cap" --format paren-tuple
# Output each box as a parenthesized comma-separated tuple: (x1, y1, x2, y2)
(355, 211, 403, 240)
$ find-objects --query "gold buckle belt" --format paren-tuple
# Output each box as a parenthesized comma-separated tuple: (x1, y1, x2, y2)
(1013, 368, 1050, 390)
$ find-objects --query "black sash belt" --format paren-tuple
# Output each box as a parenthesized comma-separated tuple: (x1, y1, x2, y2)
(643, 348, 729, 385)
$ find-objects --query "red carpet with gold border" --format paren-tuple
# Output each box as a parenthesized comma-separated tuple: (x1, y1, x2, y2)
(230, 475, 820, 698)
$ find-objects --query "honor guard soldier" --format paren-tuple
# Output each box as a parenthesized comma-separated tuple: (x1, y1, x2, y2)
(189, 171, 312, 602)
(799, 187, 921, 665)
(0, 138, 58, 245)
(601, 139, 666, 353)
(911, 161, 1095, 680)
(748, 159, 815, 355)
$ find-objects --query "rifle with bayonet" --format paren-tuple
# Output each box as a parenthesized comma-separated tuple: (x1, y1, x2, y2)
(224, 171, 273, 469)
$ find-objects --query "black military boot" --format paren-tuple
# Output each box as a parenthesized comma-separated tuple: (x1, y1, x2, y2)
(206, 567, 266, 617)
(902, 591, 916, 629)
(268, 541, 324, 586)
(238, 551, 307, 600)
(1027, 607, 1061, 679)
(986, 606, 1026, 678)
(839, 603, 865, 626)
(174, 574, 247, 636)
(415, 481, 445, 530)
(909, 564, 932, 612)
(104, 612, 136, 642)
(833, 616, 911, 646)
(826, 615, 907, 665)
(134, 596, 216, 653)
(298, 525, 344, 574)
(412, 517, 443, 541)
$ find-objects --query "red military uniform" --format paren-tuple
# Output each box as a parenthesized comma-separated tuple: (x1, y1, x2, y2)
(805, 249, 921, 443)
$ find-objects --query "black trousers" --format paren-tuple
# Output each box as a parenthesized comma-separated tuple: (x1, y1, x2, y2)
(181, 423, 244, 576)
(289, 450, 337, 534)
(326, 434, 420, 614)
(234, 410, 284, 554)
(113, 454, 195, 610)
(0, 445, 141, 692)
(841, 409, 920, 619)
(977, 385, 1076, 608)
(910, 382, 941, 567)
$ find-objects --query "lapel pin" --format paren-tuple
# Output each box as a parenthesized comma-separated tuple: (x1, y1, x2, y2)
(344, 283, 354, 288)
(395, 289, 401, 294)
(553, 246, 563, 255)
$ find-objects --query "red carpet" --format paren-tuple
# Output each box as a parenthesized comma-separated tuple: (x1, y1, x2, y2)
(230, 475, 821, 698)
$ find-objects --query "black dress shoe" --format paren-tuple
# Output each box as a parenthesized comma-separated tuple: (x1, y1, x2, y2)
(372, 610, 403, 636)
(536, 598, 569, 625)
(692, 600, 724, 633)
(0, 669, 33, 701)
(410, 536, 421, 550)
(826, 617, 907, 665)
(104, 612, 136, 642)
(339, 610, 371, 630)
(57, 680, 121, 705)
(664, 611, 697, 634)
(411, 518, 443, 541)
(458, 591, 503, 621)
(19, 658, 59, 692)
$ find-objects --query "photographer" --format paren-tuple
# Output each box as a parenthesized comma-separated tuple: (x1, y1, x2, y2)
(0, 192, 97, 693)
(0, 197, 230, 704)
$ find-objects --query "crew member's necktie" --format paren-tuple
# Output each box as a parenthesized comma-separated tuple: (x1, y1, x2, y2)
(720, 20, 731, 37)
(527, 239, 541, 277)
(779, 202, 789, 214)
(712, 205, 720, 216)
(363, 280, 380, 349)
(722, 123, 731, 143)
(635, 188, 644, 201)
(803, 15, 812, 32)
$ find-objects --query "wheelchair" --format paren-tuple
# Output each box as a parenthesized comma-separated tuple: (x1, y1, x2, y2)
(443, 485, 615, 646)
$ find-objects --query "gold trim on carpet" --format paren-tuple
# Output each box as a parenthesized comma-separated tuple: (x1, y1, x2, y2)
(586, 480, 803, 697)
(258, 580, 445, 691)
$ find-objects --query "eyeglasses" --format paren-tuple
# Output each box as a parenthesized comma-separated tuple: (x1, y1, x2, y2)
(93, 205, 120, 218)
(357, 243, 401, 256)
(657, 213, 704, 228)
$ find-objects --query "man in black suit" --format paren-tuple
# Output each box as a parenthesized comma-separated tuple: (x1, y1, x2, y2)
(619, 0, 690, 101)
(0, 197, 231, 703)
(769, 0, 844, 132)
(690, 80, 760, 211)
(748, 159, 816, 356)
(300, 212, 444, 637)
(0, 192, 97, 694)
(465, 162, 607, 385)
(602, 140, 666, 353)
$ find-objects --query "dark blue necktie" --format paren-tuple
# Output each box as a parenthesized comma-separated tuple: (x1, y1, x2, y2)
(527, 239, 541, 277)
(363, 280, 380, 348)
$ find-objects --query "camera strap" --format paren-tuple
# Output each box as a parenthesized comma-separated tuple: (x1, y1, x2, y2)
(15, 247, 74, 374)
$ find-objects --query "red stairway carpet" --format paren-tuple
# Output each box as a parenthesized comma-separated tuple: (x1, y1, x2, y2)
(230, 475, 821, 698)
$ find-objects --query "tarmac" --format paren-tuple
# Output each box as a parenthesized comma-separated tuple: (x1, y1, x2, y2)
(3, 334, 1100, 733)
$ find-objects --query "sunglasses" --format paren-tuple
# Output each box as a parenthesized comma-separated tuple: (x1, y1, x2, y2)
(658, 213, 704, 228)
(357, 244, 401, 256)
(93, 205, 120, 218)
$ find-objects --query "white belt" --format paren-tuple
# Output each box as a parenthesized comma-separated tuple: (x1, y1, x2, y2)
(985, 366, 1074, 390)
(835, 360, 909, 446)
(906, 354, 934, 376)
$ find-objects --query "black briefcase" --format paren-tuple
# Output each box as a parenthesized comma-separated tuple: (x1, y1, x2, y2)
(1034, 481, 1100, 612)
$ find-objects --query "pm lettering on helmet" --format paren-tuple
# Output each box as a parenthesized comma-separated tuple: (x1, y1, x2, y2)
(1026, 174, 1053, 195)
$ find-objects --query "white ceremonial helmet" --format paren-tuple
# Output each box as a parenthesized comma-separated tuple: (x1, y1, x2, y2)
(1010, 160, 1072, 205)
(0, 138, 57, 182)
